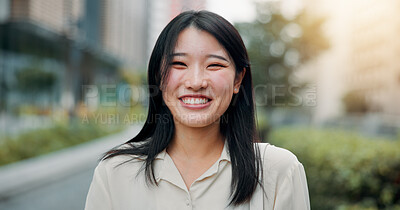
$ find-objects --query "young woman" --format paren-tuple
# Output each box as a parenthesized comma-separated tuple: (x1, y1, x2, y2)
(85, 10, 310, 210)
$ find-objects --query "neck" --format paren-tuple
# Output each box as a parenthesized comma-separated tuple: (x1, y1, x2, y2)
(167, 121, 225, 160)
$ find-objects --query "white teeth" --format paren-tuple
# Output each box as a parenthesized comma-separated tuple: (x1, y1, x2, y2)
(182, 97, 209, 105)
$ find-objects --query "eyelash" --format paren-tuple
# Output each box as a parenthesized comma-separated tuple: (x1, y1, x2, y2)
(170, 62, 227, 68)
(171, 61, 187, 66)
(208, 64, 227, 68)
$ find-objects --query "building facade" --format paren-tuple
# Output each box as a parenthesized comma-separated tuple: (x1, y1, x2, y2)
(0, 0, 121, 116)
(102, 0, 147, 69)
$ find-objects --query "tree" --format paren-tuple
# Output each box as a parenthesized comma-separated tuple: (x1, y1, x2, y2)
(236, 2, 330, 108)
(16, 67, 56, 92)
(15, 65, 57, 114)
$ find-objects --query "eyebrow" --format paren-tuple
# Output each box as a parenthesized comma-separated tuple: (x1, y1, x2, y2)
(207, 54, 229, 62)
(170, 53, 229, 62)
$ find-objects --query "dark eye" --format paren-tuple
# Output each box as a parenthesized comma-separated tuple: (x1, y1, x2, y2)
(171, 61, 187, 66)
(171, 61, 187, 69)
(208, 63, 227, 69)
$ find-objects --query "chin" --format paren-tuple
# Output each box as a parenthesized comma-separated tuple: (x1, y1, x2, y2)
(176, 115, 220, 128)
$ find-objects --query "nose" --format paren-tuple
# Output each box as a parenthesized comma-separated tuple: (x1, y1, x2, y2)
(184, 65, 208, 90)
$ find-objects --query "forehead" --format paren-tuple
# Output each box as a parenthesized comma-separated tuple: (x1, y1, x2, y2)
(173, 27, 230, 58)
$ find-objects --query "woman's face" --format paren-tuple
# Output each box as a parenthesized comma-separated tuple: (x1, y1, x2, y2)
(162, 27, 243, 128)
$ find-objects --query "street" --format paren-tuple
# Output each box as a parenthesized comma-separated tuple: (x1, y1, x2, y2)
(0, 164, 96, 210)
(0, 125, 141, 210)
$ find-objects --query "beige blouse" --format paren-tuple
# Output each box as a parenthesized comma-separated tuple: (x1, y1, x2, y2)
(85, 143, 310, 210)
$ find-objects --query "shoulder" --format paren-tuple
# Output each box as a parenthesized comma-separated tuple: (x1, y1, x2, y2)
(256, 143, 302, 176)
(96, 143, 146, 177)
(255, 143, 310, 209)
(96, 154, 144, 177)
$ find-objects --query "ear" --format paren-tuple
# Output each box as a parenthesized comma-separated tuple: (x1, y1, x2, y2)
(233, 68, 246, 94)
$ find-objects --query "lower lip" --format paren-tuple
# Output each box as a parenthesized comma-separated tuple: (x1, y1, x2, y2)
(179, 99, 211, 110)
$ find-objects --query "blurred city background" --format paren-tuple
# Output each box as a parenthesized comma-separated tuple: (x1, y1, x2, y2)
(0, 0, 399, 209)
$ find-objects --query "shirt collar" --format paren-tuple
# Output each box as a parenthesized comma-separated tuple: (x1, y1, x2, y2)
(219, 140, 231, 162)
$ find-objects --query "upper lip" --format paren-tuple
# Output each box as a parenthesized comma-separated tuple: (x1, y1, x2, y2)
(178, 94, 212, 100)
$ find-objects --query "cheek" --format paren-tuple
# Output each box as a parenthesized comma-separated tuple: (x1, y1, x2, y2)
(163, 70, 183, 99)
(211, 72, 235, 96)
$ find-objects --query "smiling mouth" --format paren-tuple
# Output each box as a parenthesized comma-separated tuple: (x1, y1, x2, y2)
(179, 97, 212, 105)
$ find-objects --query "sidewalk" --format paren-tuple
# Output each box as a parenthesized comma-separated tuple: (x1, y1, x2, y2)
(0, 125, 141, 200)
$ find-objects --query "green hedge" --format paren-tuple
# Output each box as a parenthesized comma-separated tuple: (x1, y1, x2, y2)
(0, 122, 120, 166)
(268, 127, 400, 210)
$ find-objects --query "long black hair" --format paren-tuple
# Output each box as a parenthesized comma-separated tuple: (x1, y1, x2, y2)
(105, 10, 262, 206)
